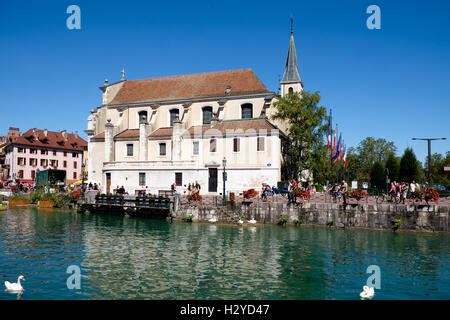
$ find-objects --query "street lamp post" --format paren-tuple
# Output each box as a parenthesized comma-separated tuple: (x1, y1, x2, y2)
(222, 157, 227, 206)
(412, 137, 447, 184)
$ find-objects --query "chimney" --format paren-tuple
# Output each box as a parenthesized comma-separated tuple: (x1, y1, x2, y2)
(44, 129, 48, 136)
(61, 130, 67, 139)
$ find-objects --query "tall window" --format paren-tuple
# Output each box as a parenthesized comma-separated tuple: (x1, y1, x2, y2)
(202, 106, 213, 125)
(126, 144, 133, 156)
(175, 172, 182, 186)
(63, 161, 67, 168)
(233, 137, 240, 152)
(241, 103, 253, 119)
(138, 111, 148, 124)
(139, 173, 146, 186)
(73, 172, 77, 179)
(209, 138, 216, 152)
(18, 170, 24, 178)
(257, 137, 265, 151)
(193, 141, 199, 155)
(63, 152, 67, 157)
(74, 161, 77, 169)
(288, 87, 294, 94)
(31, 170, 36, 179)
(53, 151, 57, 156)
(169, 109, 179, 126)
(159, 143, 166, 156)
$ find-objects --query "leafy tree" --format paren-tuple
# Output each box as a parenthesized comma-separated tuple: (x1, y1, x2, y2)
(310, 142, 331, 185)
(385, 153, 400, 182)
(424, 152, 450, 185)
(356, 137, 397, 182)
(272, 91, 328, 181)
(399, 148, 420, 182)
(370, 161, 385, 191)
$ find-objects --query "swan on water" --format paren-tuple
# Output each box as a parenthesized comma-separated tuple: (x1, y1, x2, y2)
(248, 219, 257, 224)
(208, 217, 217, 223)
(5, 275, 25, 292)
(237, 219, 244, 224)
(359, 285, 375, 299)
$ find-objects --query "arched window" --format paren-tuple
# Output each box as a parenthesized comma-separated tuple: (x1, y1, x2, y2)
(202, 106, 213, 125)
(288, 87, 294, 94)
(138, 111, 148, 124)
(169, 109, 179, 126)
(241, 103, 253, 119)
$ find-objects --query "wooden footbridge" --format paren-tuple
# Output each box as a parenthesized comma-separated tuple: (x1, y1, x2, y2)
(78, 194, 174, 219)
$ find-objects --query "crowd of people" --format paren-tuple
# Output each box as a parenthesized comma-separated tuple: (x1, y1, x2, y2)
(387, 180, 432, 204)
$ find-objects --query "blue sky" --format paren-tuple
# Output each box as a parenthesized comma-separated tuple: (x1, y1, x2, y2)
(1, 0, 449, 163)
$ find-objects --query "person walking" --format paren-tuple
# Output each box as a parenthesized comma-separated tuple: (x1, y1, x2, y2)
(341, 180, 348, 205)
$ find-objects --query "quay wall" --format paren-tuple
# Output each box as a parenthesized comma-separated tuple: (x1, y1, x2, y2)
(173, 201, 450, 233)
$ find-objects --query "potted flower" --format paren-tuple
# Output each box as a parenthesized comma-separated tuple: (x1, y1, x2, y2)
(187, 191, 202, 203)
(350, 189, 368, 202)
(243, 189, 258, 199)
(423, 188, 440, 204)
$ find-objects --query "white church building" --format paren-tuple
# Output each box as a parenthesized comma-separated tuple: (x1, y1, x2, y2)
(86, 28, 303, 195)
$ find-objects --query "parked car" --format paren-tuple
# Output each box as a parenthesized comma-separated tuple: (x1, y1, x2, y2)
(431, 183, 446, 191)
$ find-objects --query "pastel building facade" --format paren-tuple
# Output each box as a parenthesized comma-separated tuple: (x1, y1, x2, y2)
(86, 30, 303, 195)
(4, 129, 87, 184)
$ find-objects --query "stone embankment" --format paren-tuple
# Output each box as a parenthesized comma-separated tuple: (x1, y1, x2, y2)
(174, 200, 449, 233)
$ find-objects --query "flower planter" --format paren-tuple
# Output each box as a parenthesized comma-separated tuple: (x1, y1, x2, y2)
(8, 199, 32, 207)
(38, 201, 55, 208)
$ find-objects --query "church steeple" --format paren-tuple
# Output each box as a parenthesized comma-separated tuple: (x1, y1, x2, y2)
(280, 18, 303, 96)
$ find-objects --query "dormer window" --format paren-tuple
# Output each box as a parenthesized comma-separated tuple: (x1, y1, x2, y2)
(241, 103, 253, 119)
(202, 106, 213, 125)
(138, 111, 148, 124)
(169, 109, 179, 127)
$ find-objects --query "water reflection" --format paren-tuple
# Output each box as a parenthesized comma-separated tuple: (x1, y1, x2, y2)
(0, 208, 449, 300)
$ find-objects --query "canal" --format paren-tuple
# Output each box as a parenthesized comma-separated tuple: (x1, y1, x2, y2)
(0, 207, 449, 300)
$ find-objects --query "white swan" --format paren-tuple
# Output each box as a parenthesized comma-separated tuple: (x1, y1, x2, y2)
(237, 219, 244, 224)
(5, 275, 25, 292)
(248, 219, 257, 224)
(359, 285, 375, 299)
(208, 217, 217, 223)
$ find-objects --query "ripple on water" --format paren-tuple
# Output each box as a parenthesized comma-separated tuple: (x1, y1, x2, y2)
(0, 208, 449, 300)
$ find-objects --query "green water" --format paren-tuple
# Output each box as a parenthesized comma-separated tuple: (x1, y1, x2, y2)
(0, 207, 449, 300)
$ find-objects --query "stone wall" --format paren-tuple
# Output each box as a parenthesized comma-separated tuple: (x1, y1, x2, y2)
(174, 201, 450, 233)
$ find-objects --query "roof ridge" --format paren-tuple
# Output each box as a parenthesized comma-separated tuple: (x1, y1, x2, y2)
(126, 68, 254, 83)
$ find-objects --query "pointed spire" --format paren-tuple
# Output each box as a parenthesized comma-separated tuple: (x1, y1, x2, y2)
(281, 18, 301, 84)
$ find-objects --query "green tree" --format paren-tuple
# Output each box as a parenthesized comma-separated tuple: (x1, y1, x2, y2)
(272, 91, 328, 180)
(356, 137, 397, 182)
(385, 153, 400, 182)
(424, 152, 450, 185)
(310, 143, 330, 185)
(399, 148, 420, 182)
(370, 161, 385, 191)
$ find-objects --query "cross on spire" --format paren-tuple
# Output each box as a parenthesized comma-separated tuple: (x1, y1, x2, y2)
(121, 69, 126, 81)
(290, 16, 293, 34)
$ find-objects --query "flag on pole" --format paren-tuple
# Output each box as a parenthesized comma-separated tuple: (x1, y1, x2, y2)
(343, 145, 348, 167)
(332, 125, 337, 157)
(327, 111, 332, 150)
(333, 133, 342, 162)
(338, 140, 344, 161)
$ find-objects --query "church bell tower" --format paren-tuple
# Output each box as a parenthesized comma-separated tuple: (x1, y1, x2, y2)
(280, 18, 303, 97)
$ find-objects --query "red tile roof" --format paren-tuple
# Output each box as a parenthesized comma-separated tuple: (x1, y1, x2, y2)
(13, 129, 87, 152)
(115, 129, 140, 138)
(109, 69, 271, 105)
